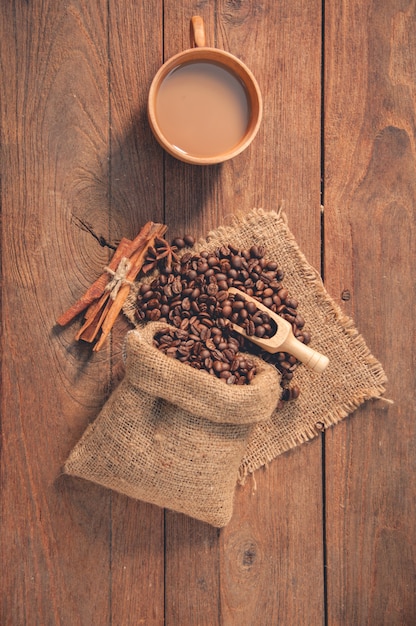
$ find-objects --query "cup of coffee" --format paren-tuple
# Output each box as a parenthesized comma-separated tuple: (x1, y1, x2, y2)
(148, 16, 263, 165)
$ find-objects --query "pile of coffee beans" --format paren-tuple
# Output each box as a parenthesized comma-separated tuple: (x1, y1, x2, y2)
(154, 325, 257, 386)
(135, 237, 309, 400)
(218, 290, 277, 340)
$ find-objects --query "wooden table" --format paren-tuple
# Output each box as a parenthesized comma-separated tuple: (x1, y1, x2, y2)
(1, 1, 415, 624)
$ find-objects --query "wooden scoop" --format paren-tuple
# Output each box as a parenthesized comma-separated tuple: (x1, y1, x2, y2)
(228, 287, 329, 373)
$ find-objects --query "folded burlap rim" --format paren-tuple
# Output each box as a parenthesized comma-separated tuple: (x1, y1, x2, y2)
(124, 208, 388, 481)
(124, 321, 281, 425)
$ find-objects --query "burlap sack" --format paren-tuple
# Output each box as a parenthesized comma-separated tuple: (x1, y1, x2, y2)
(124, 207, 388, 481)
(64, 322, 280, 527)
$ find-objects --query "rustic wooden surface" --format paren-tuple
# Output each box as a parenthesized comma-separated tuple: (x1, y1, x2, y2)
(1, 1, 415, 624)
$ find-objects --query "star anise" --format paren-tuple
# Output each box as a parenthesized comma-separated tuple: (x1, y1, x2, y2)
(142, 237, 179, 274)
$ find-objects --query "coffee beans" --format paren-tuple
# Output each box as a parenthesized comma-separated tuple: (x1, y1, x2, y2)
(154, 326, 256, 385)
(135, 238, 311, 400)
(218, 291, 277, 340)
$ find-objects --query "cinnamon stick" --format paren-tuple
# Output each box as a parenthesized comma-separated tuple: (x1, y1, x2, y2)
(92, 223, 167, 351)
(57, 220, 168, 350)
(56, 237, 132, 326)
(74, 291, 111, 341)
(56, 221, 158, 326)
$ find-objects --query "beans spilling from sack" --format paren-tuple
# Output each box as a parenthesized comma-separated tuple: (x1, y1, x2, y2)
(134, 236, 309, 401)
(154, 325, 258, 386)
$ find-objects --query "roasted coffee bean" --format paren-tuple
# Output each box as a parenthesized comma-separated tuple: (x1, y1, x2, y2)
(142, 290, 156, 303)
(232, 300, 245, 312)
(295, 314, 305, 328)
(150, 309, 162, 321)
(181, 297, 191, 311)
(199, 326, 211, 342)
(239, 308, 249, 321)
(216, 290, 228, 303)
(285, 297, 298, 309)
(218, 245, 229, 257)
(301, 330, 311, 344)
(179, 318, 189, 330)
(136, 239, 310, 397)
(249, 245, 262, 258)
(213, 360, 225, 373)
(183, 234, 195, 247)
(223, 348, 236, 362)
(206, 283, 218, 296)
(278, 287, 289, 300)
(281, 384, 300, 402)
(221, 304, 232, 318)
(189, 287, 200, 300)
(211, 348, 225, 361)
(245, 301, 258, 315)
(148, 298, 161, 310)
(172, 237, 185, 249)
(190, 300, 199, 314)
(244, 320, 255, 336)
(266, 261, 278, 271)
(255, 325, 267, 338)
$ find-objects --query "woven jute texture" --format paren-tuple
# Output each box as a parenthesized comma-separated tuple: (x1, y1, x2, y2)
(64, 321, 281, 527)
(125, 207, 388, 480)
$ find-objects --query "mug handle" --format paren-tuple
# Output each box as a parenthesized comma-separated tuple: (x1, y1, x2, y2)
(190, 16, 206, 47)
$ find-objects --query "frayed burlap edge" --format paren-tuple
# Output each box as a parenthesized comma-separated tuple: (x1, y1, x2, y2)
(124, 207, 388, 482)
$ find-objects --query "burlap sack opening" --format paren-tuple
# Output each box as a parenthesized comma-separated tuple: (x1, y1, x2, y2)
(65, 322, 281, 527)
(124, 207, 388, 481)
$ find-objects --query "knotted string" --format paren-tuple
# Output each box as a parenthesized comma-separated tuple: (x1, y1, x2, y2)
(104, 257, 134, 300)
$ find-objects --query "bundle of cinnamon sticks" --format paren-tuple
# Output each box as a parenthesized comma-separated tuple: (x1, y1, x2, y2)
(56, 221, 167, 351)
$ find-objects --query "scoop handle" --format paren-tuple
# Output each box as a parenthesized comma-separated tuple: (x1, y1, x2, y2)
(190, 16, 206, 47)
(283, 335, 329, 373)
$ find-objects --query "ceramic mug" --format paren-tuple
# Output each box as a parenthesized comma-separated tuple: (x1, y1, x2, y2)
(147, 16, 263, 165)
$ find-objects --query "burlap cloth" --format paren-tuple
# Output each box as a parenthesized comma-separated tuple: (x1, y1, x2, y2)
(64, 322, 280, 527)
(124, 207, 388, 480)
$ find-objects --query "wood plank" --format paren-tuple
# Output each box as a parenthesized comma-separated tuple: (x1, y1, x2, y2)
(106, 1, 165, 623)
(161, 1, 325, 624)
(324, 0, 416, 623)
(0, 0, 113, 623)
(219, 0, 325, 622)
(159, 0, 219, 239)
(214, 0, 323, 256)
(161, 5, 223, 624)
(221, 449, 325, 624)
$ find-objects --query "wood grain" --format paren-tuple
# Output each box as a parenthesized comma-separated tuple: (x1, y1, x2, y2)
(324, 0, 416, 624)
(107, 2, 165, 624)
(1, 0, 415, 624)
(221, 451, 324, 625)
(161, 4, 224, 624)
(1, 1, 113, 624)
(162, 1, 325, 624)
(217, 0, 325, 622)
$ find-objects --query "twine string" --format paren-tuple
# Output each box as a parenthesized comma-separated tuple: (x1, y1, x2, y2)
(104, 257, 134, 300)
